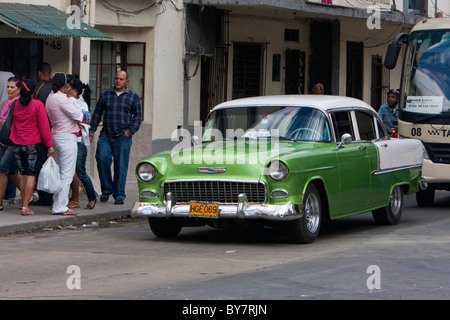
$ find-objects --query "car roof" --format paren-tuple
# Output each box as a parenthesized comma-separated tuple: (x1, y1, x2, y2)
(211, 95, 375, 113)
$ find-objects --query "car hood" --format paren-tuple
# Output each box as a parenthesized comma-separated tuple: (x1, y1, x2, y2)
(140, 139, 321, 181)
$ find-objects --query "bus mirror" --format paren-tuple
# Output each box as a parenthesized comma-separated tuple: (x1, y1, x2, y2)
(384, 33, 409, 70)
(385, 43, 401, 69)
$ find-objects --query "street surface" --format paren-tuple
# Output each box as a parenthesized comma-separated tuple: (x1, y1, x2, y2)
(1, 191, 450, 304)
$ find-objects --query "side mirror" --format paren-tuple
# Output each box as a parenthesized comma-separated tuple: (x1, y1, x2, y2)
(192, 135, 200, 146)
(384, 33, 409, 70)
(338, 133, 352, 148)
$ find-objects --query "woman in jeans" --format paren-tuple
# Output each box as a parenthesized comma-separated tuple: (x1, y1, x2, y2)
(0, 77, 21, 210)
(66, 78, 97, 210)
(45, 73, 89, 215)
(9, 79, 53, 215)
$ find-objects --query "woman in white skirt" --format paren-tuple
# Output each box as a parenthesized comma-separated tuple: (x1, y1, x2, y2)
(45, 73, 89, 215)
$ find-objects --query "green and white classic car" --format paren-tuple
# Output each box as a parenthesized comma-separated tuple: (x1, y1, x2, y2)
(132, 95, 425, 243)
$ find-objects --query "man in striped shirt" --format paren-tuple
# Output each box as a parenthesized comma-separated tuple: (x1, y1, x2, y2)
(89, 70, 142, 205)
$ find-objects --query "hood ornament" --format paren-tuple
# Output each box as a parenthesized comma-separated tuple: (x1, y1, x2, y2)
(198, 167, 226, 174)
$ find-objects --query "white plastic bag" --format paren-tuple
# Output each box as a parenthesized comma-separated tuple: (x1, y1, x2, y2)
(37, 157, 62, 194)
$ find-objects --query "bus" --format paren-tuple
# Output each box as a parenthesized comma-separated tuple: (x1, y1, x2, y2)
(385, 17, 450, 206)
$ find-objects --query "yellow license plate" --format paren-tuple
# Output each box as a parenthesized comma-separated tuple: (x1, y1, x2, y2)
(190, 201, 219, 218)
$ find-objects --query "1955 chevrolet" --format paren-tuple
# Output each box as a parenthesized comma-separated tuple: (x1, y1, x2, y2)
(131, 95, 425, 243)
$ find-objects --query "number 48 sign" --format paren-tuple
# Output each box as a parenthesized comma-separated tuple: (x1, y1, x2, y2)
(45, 40, 62, 50)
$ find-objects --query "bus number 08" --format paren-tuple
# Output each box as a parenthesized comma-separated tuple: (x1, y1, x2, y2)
(411, 128, 422, 136)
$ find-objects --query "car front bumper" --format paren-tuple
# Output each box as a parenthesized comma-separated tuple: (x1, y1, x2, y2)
(131, 193, 304, 221)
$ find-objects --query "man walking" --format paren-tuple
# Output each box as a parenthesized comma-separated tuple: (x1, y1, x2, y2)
(89, 70, 142, 204)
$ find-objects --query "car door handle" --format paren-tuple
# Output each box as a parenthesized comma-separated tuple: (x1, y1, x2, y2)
(359, 146, 366, 150)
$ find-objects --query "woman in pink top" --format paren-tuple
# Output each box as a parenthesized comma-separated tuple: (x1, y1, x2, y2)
(10, 79, 53, 215)
(46, 73, 88, 215)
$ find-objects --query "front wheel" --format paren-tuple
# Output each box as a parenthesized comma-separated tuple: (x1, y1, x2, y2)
(287, 184, 322, 244)
(372, 185, 403, 225)
(148, 218, 182, 238)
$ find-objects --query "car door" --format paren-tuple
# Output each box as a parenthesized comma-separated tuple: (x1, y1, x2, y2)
(331, 110, 372, 216)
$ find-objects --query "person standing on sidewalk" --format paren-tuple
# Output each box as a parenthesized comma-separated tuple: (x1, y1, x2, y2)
(10, 79, 53, 215)
(89, 70, 142, 205)
(46, 73, 89, 215)
(35, 63, 52, 105)
(0, 76, 21, 209)
(32, 62, 54, 206)
(66, 77, 97, 210)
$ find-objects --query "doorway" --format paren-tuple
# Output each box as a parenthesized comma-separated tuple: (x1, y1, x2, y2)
(346, 41, 363, 99)
(232, 42, 264, 99)
(285, 49, 305, 94)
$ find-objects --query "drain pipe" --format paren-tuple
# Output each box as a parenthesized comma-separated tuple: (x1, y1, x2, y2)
(71, 0, 81, 76)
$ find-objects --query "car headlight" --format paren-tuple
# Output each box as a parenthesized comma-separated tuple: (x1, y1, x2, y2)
(267, 160, 289, 181)
(137, 162, 157, 182)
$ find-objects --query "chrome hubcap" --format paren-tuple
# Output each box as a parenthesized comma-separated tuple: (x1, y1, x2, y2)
(305, 193, 321, 233)
(390, 186, 402, 216)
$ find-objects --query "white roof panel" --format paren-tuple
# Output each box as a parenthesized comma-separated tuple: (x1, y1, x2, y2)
(212, 95, 375, 112)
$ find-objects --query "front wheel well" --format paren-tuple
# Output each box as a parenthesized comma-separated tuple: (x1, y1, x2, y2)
(307, 179, 330, 221)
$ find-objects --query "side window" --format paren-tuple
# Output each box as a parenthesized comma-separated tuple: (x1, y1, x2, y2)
(355, 111, 376, 141)
(331, 111, 354, 142)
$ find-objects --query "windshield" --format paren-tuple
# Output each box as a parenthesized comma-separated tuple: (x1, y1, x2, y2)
(402, 30, 450, 116)
(203, 106, 331, 142)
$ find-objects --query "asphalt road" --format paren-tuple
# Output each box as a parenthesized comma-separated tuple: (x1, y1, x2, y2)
(1, 191, 450, 304)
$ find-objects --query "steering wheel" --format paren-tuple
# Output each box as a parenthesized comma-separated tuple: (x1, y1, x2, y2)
(289, 128, 322, 141)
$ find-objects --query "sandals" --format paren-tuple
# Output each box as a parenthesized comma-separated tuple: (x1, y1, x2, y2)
(21, 207, 34, 216)
(85, 199, 97, 210)
(54, 209, 78, 216)
(68, 200, 81, 208)
(60, 209, 78, 216)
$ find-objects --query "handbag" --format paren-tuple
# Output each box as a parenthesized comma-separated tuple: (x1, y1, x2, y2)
(0, 100, 17, 146)
(37, 157, 62, 194)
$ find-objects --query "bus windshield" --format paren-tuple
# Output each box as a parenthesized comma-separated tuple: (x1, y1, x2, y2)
(402, 30, 450, 117)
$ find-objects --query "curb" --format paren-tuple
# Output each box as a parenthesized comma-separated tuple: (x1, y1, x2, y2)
(0, 210, 139, 236)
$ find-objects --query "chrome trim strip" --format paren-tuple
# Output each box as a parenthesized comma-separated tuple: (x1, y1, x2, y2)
(139, 190, 158, 198)
(270, 189, 290, 198)
(162, 179, 263, 184)
(131, 195, 303, 221)
(371, 164, 422, 175)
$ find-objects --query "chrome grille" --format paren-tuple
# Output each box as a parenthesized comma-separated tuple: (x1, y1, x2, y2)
(163, 180, 266, 203)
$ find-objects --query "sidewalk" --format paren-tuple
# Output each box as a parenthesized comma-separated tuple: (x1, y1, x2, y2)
(0, 185, 141, 236)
